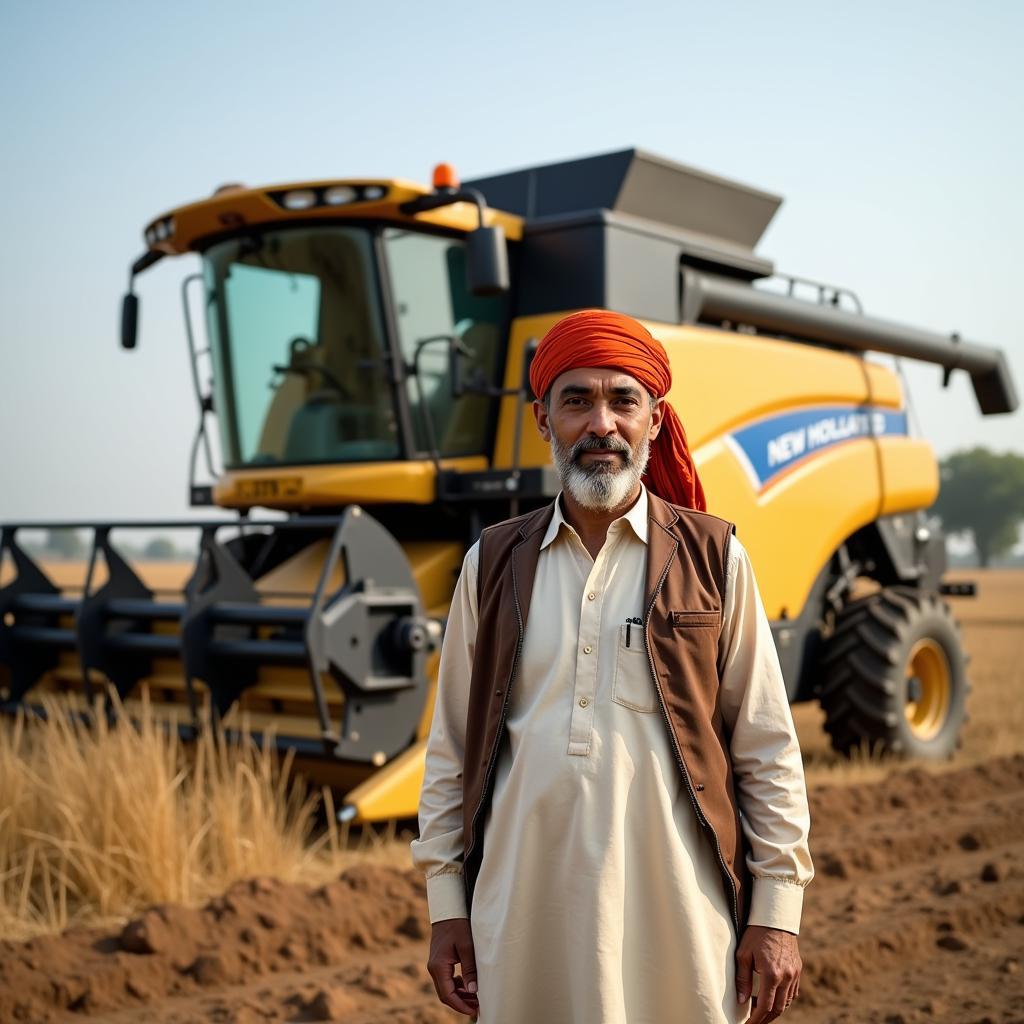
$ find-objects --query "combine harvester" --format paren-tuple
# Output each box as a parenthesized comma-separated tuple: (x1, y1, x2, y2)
(0, 150, 1016, 822)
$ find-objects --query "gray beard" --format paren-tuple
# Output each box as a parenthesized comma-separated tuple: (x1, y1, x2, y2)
(550, 430, 651, 513)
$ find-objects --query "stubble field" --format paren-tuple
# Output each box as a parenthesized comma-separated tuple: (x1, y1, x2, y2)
(0, 569, 1021, 1023)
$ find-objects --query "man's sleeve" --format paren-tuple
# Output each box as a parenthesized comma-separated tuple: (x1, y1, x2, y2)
(409, 540, 479, 923)
(717, 534, 814, 934)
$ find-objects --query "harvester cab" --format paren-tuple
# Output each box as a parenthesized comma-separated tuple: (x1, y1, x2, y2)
(1, 149, 1017, 823)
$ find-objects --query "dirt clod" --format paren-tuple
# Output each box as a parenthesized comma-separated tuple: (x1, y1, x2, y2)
(305, 986, 358, 1020)
(397, 913, 429, 940)
(191, 953, 231, 986)
(957, 832, 981, 851)
(120, 909, 172, 955)
(979, 860, 1004, 882)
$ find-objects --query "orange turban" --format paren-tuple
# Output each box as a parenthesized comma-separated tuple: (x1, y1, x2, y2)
(530, 310, 706, 512)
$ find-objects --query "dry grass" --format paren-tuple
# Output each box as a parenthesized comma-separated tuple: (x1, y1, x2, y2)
(0, 690, 410, 942)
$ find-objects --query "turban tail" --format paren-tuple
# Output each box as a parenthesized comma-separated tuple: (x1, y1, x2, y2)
(530, 310, 707, 512)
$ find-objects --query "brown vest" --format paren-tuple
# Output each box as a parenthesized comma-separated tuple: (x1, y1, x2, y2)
(461, 491, 748, 933)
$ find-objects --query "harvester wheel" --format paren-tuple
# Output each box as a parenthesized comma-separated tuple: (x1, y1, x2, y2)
(817, 586, 969, 759)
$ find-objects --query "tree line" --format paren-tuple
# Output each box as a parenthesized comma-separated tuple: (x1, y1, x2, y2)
(932, 448, 1024, 567)
(26, 532, 188, 561)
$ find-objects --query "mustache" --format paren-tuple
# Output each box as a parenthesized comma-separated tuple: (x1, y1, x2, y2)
(570, 436, 632, 464)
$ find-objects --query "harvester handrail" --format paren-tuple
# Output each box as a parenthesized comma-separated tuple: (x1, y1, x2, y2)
(771, 271, 864, 315)
(182, 272, 218, 499)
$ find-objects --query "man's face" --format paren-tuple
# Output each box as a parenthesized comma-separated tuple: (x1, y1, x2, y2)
(533, 367, 665, 512)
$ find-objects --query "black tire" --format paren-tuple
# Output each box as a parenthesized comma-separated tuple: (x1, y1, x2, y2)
(817, 586, 969, 759)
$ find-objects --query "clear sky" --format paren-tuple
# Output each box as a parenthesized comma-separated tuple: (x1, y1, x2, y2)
(1, 0, 1021, 522)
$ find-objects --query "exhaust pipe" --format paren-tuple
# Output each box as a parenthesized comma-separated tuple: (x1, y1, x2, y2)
(681, 268, 1018, 416)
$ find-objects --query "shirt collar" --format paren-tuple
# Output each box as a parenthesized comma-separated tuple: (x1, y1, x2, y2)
(540, 485, 649, 550)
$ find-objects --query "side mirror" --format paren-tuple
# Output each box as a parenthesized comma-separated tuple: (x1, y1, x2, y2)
(401, 180, 509, 297)
(121, 293, 139, 350)
(466, 225, 509, 297)
(119, 250, 165, 351)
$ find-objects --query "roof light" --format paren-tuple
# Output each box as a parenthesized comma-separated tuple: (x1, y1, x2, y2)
(266, 183, 391, 211)
(324, 185, 357, 205)
(282, 189, 317, 210)
(433, 163, 459, 190)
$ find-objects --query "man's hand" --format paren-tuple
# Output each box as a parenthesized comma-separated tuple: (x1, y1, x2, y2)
(736, 924, 802, 1022)
(427, 917, 479, 1017)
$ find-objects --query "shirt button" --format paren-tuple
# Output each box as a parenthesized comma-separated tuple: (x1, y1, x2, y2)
(584, 645, 593, 654)
(579, 697, 588, 707)
(587, 592, 596, 601)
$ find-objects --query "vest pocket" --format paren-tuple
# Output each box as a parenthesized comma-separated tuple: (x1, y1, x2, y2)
(611, 623, 657, 713)
(671, 610, 721, 627)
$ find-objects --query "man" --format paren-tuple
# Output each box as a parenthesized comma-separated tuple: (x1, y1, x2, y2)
(412, 310, 813, 1023)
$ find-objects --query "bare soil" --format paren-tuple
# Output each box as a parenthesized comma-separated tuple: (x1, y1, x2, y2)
(1, 755, 1021, 1023)
(787, 754, 1024, 1024)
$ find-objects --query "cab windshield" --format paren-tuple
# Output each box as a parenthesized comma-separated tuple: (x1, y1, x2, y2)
(202, 225, 505, 468)
(204, 226, 397, 467)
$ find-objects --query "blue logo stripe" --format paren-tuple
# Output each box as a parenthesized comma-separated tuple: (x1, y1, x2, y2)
(728, 406, 908, 491)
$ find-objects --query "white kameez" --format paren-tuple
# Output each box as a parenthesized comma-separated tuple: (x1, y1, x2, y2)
(412, 488, 813, 1024)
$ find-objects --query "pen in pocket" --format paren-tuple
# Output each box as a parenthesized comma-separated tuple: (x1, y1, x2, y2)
(624, 616, 643, 648)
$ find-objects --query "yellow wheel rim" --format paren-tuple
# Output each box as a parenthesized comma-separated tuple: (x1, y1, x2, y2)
(904, 638, 951, 741)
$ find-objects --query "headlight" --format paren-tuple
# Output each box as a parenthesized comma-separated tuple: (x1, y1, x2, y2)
(282, 189, 317, 210)
(324, 185, 357, 205)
